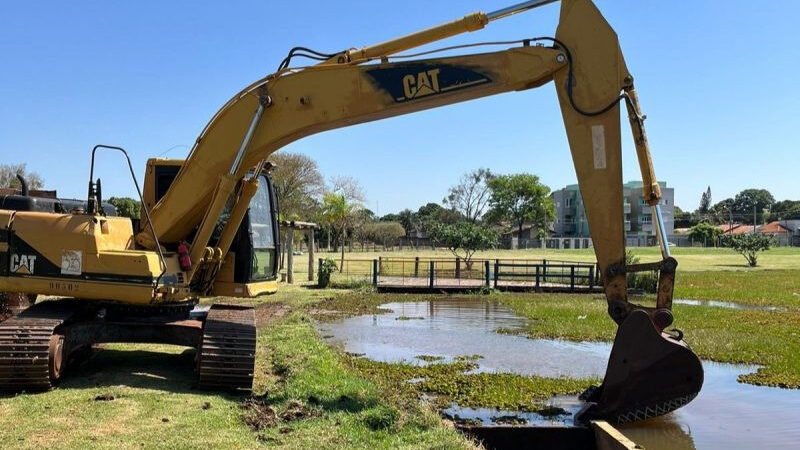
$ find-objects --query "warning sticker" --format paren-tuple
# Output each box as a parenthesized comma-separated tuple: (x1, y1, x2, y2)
(592, 125, 607, 169)
(61, 250, 82, 276)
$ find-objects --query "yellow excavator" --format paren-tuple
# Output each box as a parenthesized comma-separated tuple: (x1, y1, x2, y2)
(0, 0, 702, 423)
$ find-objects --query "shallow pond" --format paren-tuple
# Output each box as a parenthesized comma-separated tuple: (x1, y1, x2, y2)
(319, 299, 800, 450)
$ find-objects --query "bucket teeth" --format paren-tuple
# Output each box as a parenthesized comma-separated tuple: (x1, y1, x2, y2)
(576, 309, 704, 424)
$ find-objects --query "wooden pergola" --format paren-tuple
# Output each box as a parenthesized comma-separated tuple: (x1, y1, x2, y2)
(278, 220, 319, 284)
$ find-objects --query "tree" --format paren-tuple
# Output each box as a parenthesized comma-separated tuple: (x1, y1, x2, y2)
(108, 197, 141, 219)
(0, 163, 44, 190)
(722, 233, 772, 267)
(688, 222, 722, 247)
(733, 189, 775, 225)
(395, 209, 416, 237)
(674, 206, 700, 228)
(698, 186, 712, 214)
(428, 222, 498, 267)
(320, 193, 360, 267)
(770, 200, 800, 221)
(443, 168, 493, 223)
(361, 221, 405, 245)
(415, 202, 463, 234)
(485, 174, 554, 237)
(709, 198, 734, 225)
(320, 177, 366, 266)
(268, 152, 324, 220)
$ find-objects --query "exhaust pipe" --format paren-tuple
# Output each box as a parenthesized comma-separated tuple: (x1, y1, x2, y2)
(16, 174, 29, 196)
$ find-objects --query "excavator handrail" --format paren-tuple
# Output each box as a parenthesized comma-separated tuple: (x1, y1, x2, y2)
(89, 144, 167, 289)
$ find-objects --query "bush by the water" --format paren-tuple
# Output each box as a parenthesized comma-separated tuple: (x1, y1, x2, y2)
(317, 258, 338, 287)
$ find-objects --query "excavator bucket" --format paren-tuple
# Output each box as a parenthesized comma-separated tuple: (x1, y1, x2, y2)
(576, 310, 704, 423)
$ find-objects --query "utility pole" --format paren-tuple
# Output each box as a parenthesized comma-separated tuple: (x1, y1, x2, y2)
(728, 206, 733, 234)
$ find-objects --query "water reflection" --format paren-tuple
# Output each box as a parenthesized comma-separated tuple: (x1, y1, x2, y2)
(319, 299, 800, 449)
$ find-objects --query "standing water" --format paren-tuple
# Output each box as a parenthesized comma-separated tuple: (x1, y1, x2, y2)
(319, 299, 800, 449)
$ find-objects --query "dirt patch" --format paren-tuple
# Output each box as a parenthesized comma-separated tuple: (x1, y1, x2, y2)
(280, 399, 314, 422)
(94, 394, 115, 402)
(242, 396, 278, 431)
(255, 304, 290, 327)
(242, 396, 318, 432)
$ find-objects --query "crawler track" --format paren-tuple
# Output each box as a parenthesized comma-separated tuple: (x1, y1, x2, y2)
(197, 304, 257, 393)
(0, 301, 75, 391)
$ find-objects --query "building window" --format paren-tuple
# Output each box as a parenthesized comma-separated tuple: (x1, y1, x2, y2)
(565, 198, 573, 207)
(639, 197, 647, 206)
(640, 215, 652, 224)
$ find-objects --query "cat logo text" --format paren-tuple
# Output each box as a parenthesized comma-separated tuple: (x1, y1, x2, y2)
(10, 254, 37, 274)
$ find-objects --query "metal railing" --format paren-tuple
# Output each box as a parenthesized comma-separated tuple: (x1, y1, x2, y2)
(318, 256, 602, 292)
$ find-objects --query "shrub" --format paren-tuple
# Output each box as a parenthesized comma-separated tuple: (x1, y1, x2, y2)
(722, 233, 773, 267)
(317, 258, 338, 287)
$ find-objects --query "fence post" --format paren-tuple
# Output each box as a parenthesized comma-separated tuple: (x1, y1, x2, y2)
(493, 259, 499, 289)
(429, 261, 435, 289)
(588, 265, 595, 290)
(372, 259, 378, 286)
(308, 230, 315, 282)
(378, 256, 383, 276)
(570, 266, 575, 291)
(596, 262, 601, 285)
(535, 265, 540, 291)
(455, 257, 461, 279)
(414, 257, 420, 278)
(542, 259, 547, 284)
(287, 230, 294, 284)
(484, 260, 490, 287)
(318, 258, 323, 283)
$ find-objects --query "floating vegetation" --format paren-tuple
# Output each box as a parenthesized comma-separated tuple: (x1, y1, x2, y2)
(454, 354, 484, 362)
(348, 356, 596, 413)
(415, 355, 445, 362)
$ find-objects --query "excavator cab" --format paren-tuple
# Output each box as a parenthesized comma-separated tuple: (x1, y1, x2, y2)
(142, 158, 280, 297)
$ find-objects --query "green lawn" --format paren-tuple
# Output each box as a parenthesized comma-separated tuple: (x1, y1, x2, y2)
(675, 269, 800, 308)
(307, 246, 800, 272)
(0, 288, 475, 450)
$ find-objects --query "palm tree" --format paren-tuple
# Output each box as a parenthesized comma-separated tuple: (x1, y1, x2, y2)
(321, 192, 359, 268)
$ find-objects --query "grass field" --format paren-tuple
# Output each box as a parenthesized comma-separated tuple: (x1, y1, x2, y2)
(0, 289, 476, 450)
(307, 246, 800, 272)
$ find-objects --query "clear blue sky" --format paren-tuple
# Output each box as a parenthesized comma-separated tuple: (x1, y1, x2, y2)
(1, 1, 798, 215)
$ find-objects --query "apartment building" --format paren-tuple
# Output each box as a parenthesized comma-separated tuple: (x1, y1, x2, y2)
(551, 181, 675, 247)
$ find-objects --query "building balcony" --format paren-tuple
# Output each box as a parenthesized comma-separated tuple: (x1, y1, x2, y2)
(641, 223, 654, 233)
(624, 203, 631, 214)
(641, 205, 651, 214)
(624, 221, 631, 231)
